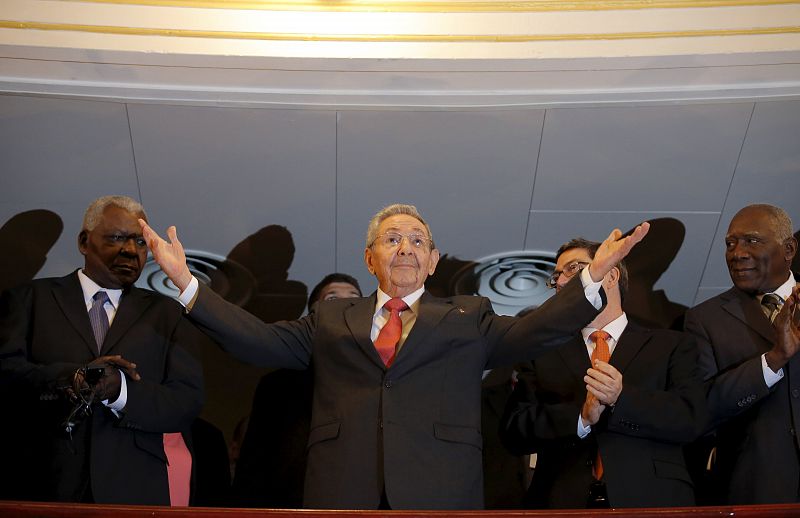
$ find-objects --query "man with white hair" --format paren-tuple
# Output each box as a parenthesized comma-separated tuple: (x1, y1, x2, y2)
(141, 203, 648, 509)
(0, 195, 203, 505)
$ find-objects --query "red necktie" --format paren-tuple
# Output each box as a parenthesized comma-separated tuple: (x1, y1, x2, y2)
(164, 432, 192, 506)
(588, 329, 611, 480)
(374, 298, 408, 366)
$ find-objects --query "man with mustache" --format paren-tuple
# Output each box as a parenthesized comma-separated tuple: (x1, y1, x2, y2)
(685, 203, 800, 504)
(141, 203, 648, 509)
(0, 196, 203, 505)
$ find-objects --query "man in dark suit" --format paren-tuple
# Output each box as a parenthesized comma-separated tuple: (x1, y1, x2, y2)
(500, 237, 705, 508)
(0, 196, 204, 504)
(140, 203, 649, 509)
(684, 203, 800, 504)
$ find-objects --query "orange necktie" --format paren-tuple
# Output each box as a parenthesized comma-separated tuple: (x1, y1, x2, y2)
(589, 329, 611, 480)
(374, 298, 408, 366)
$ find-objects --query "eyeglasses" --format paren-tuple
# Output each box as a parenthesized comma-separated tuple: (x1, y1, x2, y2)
(371, 232, 433, 250)
(546, 260, 589, 289)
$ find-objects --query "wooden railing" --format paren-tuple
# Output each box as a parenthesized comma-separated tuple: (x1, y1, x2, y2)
(2, 502, 800, 518)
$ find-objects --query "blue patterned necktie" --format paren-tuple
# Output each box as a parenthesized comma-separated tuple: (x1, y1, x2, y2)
(89, 291, 110, 352)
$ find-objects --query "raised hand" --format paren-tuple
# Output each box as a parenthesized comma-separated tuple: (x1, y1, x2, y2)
(588, 222, 651, 282)
(766, 286, 800, 372)
(139, 219, 193, 292)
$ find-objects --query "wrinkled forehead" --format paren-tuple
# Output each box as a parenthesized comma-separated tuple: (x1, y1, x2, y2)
(727, 210, 777, 238)
(378, 214, 430, 237)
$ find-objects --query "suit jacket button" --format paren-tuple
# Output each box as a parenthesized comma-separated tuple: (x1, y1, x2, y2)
(384, 380, 392, 388)
(792, 389, 799, 398)
(586, 458, 593, 467)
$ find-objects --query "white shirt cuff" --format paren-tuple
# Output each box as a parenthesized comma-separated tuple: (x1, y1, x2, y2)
(177, 276, 199, 308)
(580, 267, 603, 310)
(103, 369, 128, 416)
(577, 413, 592, 438)
(762, 353, 784, 388)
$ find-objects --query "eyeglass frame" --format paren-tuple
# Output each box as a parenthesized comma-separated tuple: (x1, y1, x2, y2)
(546, 260, 590, 289)
(369, 232, 434, 250)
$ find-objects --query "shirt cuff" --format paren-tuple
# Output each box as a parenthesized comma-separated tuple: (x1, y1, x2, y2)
(577, 413, 592, 438)
(177, 276, 199, 309)
(762, 353, 784, 388)
(580, 267, 603, 310)
(103, 369, 127, 416)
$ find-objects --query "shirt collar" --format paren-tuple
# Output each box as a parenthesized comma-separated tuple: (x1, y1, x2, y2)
(759, 272, 797, 303)
(582, 312, 629, 345)
(77, 269, 123, 310)
(375, 285, 425, 316)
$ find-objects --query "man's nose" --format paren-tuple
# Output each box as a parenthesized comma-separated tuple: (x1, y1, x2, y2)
(729, 241, 749, 260)
(120, 237, 138, 254)
(397, 236, 413, 254)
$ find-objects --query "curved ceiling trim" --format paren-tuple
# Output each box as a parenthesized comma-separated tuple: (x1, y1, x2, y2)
(3, 20, 800, 42)
(50, 0, 800, 12)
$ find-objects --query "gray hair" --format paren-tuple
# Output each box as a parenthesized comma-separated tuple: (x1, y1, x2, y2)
(735, 204, 794, 242)
(82, 195, 146, 232)
(365, 204, 435, 249)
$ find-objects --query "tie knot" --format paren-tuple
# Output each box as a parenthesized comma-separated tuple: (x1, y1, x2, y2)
(589, 330, 610, 343)
(761, 293, 783, 309)
(93, 291, 110, 304)
(384, 298, 409, 313)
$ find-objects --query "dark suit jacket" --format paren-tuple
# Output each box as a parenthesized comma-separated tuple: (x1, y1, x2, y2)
(232, 368, 312, 508)
(480, 367, 529, 509)
(500, 323, 704, 508)
(684, 273, 800, 504)
(0, 272, 204, 504)
(187, 276, 600, 509)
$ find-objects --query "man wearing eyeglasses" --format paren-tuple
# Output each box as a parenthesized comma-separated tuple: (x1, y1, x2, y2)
(0, 196, 203, 504)
(140, 203, 649, 510)
(500, 237, 705, 509)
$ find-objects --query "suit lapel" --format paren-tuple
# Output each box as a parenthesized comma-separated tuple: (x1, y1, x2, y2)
(720, 288, 775, 343)
(556, 336, 592, 383)
(610, 325, 648, 374)
(393, 292, 455, 367)
(52, 272, 98, 356)
(101, 287, 152, 354)
(344, 293, 385, 369)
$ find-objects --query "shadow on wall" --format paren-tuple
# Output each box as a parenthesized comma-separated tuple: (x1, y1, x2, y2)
(622, 218, 688, 330)
(179, 225, 309, 452)
(0, 210, 63, 294)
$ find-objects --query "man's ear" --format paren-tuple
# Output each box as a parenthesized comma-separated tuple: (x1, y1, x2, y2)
(364, 248, 376, 275)
(78, 230, 89, 256)
(427, 248, 440, 276)
(603, 266, 620, 289)
(784, 237, 798, 262)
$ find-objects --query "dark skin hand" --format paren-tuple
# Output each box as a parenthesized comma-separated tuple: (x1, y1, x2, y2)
(766, 286, 800, 373)
(72, 354, 140, 403)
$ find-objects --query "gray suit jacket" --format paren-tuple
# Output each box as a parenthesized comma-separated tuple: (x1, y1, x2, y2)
(0, 272, 204, 504)
(188, 276, 600, 509)
(684, 273, 800, 504)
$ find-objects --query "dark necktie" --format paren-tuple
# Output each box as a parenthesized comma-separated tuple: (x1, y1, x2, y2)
(374, 298, 409, 366)
(761, 293, 783, 323)
(89, 291, 110, 352)
(588, 329, 611, 480)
